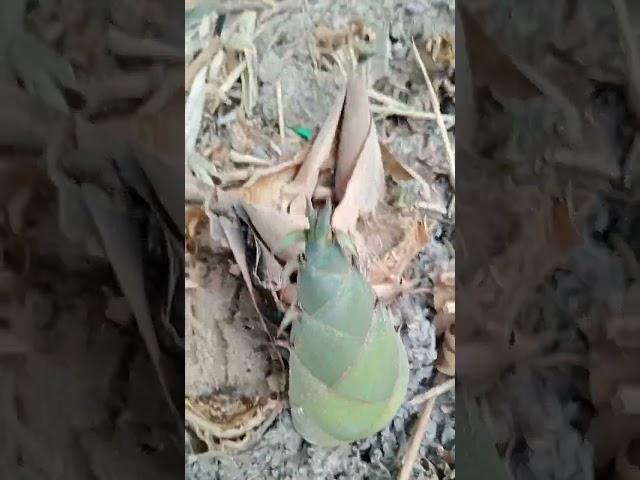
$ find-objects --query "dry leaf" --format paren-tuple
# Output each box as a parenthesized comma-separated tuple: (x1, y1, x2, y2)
(238, 156, 303, 206)
(335, 76, 374, 198)
(186, 205, 208, 252)
(369, 221, 429, 284)
(434, 270, 455, 313)
(436, 323, 455, 376)
(372, 279, 420, 302)
(433, 269, 455, 336)
(288, 86, 345, 198)
(459, 6, 541, 100)
(379, 141, 414, 182)
(433, 312, 455, 337)
(242, 202, 308, 262)
(185, 66, 207, 155)
(218, 216, 282, 351)
(81, 184, 179, 427)
(332, 77, 385, 233)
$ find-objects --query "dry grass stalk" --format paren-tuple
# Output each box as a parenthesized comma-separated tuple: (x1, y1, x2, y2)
(276, 79, 285, 147)
(368, 89, 455, 123)
(397, 375, 454, 480)
(229, 150, 272, 166)
(411, 38, 455, 187)
(409, 377, 456, 406)
(186, 38, 222, 89)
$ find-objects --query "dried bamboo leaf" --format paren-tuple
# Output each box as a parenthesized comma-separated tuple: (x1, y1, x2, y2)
(81, 184, 180, 428)
(242, 202, 308, 262)
(288, 86, 345, 198)
(185, 66, 207, 157)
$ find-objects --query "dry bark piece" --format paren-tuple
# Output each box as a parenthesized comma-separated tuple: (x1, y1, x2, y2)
(436, 323, 455, 376)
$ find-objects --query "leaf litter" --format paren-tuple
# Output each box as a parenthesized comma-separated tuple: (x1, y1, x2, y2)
(185, 0, 455, 479)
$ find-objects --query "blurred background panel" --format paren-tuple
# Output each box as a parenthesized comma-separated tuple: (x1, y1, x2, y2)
(457, 1, 639, 479)
(0, 0, 184, 478)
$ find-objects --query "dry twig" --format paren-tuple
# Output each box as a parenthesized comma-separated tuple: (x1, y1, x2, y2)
(368, 89, 454, 123)
(398, 396, 437, 480)
(409, 377, 455, 406)
(411, 38, 455, 187)
(276, 79, 285, 147)
(186, 38, 222, 89)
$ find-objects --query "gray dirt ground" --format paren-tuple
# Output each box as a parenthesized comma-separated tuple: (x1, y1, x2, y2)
(185, 0, 455, 479)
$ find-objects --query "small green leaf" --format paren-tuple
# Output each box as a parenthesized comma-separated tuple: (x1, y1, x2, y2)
(288, 125, 314, 141)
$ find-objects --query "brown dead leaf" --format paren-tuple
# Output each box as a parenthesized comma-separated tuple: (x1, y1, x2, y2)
(369, 221, 429, 284)
(237, 156, 302, 206)
(186, 205, 208, 253)
(219, 217, 273, 333)
(242, 202, 308, 262)
(459, 6, 541, 100)
(278, 75, 385, 234)
(434, 312, 455, 337)
(465, 194, 579, 339)
(335, 76, 374, 199)
(314, 20, 375, 51)
(379, 141, 414, 182)
(437, 323, 455, 376)
(287, 87, 345, 199)
(81, 184, 180, 428)
(332, 76, 385, 233)
(434, 270, 455, 313)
